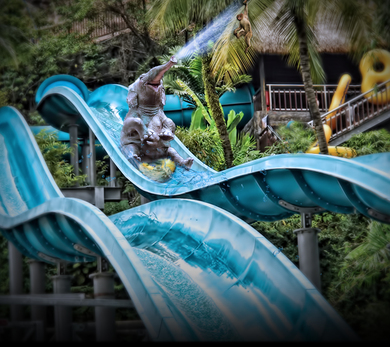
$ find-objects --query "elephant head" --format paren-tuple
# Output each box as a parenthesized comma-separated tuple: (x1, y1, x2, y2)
(127, 56, 177, 108)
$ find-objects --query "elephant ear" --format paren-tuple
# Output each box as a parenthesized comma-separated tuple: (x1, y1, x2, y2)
(127, 85, 138, 108)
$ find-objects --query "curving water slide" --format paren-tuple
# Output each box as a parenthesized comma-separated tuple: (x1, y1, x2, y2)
(1, 75, 390, 341)
(35, 75, 390, 224)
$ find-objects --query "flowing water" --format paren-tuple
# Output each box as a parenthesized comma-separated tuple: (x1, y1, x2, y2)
(176, 1, 241, 60)
(90, 103, 227, 194)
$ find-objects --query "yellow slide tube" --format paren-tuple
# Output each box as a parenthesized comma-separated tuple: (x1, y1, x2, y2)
(360, 49, 390, 105)
(306, 124, 356, 158)
(325, 74, 352, 131)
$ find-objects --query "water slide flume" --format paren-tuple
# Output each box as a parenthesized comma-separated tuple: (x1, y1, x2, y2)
(0, 106, 359, 341)
(305, 123, 356, 158)
(306, 74, 356, 158)
(35, 75, 390, 224)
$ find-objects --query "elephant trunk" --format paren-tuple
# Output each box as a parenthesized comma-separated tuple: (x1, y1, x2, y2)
(146, 56, 177, 84)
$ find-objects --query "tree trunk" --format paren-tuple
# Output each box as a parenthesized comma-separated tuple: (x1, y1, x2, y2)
(202, 56, 234, 168)
(294, 14, 328, 155)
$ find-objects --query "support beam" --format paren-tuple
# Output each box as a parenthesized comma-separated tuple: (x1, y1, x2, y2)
(90, 259, 116, 342)
(81, 137, 89, 180)
(140, 196, 150, 205)
(294, 213, 321, 291)
(52, 275, 73, 342)
(95, 187, 105, 209)
(61, 186, 126, 205)
(88, 128, 96, 186)
(0, 295, 133, 308)
(8, 242, 23, 340)
(109, 159, 117, 187)
(27, 260, 46, 338)
(68, 124, 79, 187)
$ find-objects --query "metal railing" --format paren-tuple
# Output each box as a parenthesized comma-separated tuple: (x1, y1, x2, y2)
(70, 12, 128, 39)
(309, 79, 390, 140)
(40, 12, 129, 41)
(266, 84, 361, 112)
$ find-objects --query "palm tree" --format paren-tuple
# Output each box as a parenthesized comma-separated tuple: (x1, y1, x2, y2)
(149, 0, 385, 156)
(160, 48, 252, 167)
(148, 0, 241, 168)
(212, 0, 389, 155)
(331, 221, 390, 300)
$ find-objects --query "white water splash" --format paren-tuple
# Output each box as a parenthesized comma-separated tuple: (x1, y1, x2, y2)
(176, 2, 241, 60)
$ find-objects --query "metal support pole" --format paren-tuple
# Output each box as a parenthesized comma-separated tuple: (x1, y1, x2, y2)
(323, 85, 328, 110)
(89, 258, 116, 341)
(8, 242, 23, 340)
(52, 273, 73, 342)
(109, 159, 116, 187)
(89, 128, 96, 187)
(294, 213, 321, 291)
(28, 260, 47, 337)
(69, 123, 79, 187)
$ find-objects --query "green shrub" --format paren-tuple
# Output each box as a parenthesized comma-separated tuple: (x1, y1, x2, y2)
(343, 129, 390, 156)
(327, 221, 390, 341)
(34, 130, 87, 187)
(175, 126, 263, 171)
(175, 126, 226, 171)
(277, 122, 316, 153)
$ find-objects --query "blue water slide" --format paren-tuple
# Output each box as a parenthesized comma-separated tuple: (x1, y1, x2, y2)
(34, 75, 390, 225)
(0, 106, 358, 341)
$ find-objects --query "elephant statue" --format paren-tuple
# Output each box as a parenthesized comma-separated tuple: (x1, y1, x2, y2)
(120, 56, 193, 170)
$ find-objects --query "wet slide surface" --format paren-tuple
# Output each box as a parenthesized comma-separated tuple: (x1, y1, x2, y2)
(0, 106, 359, 341)
(35, 75, 390, 224)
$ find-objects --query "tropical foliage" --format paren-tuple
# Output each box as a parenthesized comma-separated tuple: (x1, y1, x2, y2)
(343, 129, 390, 156)
(159, 47, 252, 166)
(262, 124, 390, 158)
(34, 130, 87, 187)
(252, 127, 390, 341)
(1, 0, 390, 342)
(150, 0, 390, 155)
(327, 221, 390, 341)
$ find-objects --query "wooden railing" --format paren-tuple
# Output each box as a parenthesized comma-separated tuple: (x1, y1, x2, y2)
(265, 84, 361, 112)
(308, 79, 390, 141)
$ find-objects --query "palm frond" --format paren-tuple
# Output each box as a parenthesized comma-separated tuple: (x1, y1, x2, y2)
(272, 0, 326, 84)
(325, 0, 377, 62)
(176, 79, 212, 125)
(147, 0, 190, 36)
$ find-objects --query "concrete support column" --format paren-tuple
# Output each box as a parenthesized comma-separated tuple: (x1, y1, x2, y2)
(81, 137, 89, 181)
(140, 196, 150, 205)
(8, 242, 23, 340)
(90, 265, 116, 341)
(28, 260, 47, 335)
(69, 124, 79, 187)
(52, 275, 73, 341)
(95, 187, 105, 210)
(88, 128, 96, 187)
(294, 213, 321, 291)
(109, 159, 117, 187)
